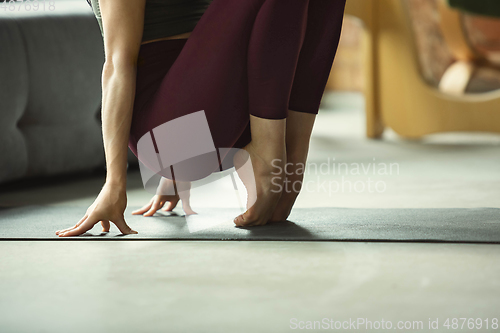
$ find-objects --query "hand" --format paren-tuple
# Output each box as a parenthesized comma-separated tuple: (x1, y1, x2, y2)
(55, 182, 137, 237)
(132, 177, 197, 216)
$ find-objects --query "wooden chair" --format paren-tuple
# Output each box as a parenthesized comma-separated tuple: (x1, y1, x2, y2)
(344, 0, 500, 138)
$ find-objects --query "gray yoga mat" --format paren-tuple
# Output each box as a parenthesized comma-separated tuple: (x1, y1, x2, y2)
(0, 205, 499, 243)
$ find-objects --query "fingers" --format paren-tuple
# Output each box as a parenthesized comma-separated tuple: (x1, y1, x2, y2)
(133, 194, 182, 217)
(131, 198, 153, 215)
(55, 213, 88, 235)
(58, 215, 95, 237)
(113, 216, 138, 235)
(101, 220, 110, 232)
(161, 199, 179, 212)
(143, 197, 166, 217)
(56, 224, 78, 235)
(58, 215, 137, 237)
(55, 226, 77, 235)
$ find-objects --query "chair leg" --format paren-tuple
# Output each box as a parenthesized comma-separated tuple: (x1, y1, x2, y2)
(345, 0, 385, 139)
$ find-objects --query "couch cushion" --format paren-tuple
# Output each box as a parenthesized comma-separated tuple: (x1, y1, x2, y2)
(0, 19, 29, 183)
(0, 1, 107, 183)
(15, 6, 105, 177)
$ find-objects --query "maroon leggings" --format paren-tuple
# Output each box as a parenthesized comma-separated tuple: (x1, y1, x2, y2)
(130, 0, 346, 181)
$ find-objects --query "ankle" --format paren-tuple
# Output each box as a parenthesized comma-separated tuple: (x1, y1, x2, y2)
(248, 115, 286, 158)
(286, 147, 309, 162)
(245, 141, 285, 168)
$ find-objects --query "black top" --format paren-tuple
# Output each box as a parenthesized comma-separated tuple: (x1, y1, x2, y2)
(90, 0, 212, 42)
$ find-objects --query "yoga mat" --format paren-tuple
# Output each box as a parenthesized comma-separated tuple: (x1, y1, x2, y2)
(0, 205, 499, 243)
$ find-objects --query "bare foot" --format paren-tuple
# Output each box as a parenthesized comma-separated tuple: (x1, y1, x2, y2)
(269, 159, 304, 222)
(232, 142, 285, 227)
(269, 110, 316, 222)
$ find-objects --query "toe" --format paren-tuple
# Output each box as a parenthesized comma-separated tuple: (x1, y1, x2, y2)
(234, 210, 263, 227)
(233, 214, 245, 226)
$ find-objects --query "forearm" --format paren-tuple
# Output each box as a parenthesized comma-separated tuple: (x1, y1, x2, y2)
(101, 61, 137, 189)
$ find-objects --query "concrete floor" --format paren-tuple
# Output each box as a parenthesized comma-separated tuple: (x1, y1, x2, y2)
(1, 92, 500, 332)
(1, 241, 500, 332)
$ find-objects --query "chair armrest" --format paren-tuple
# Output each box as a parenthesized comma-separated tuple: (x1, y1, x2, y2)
(437, 0, 477, 62)
(436, 0, 479, 94)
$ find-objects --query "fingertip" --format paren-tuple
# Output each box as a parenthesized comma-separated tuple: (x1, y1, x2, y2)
(121, 228, 137, 235)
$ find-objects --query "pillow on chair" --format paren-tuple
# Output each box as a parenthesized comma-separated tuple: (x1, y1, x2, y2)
(407, 0, 500, 93)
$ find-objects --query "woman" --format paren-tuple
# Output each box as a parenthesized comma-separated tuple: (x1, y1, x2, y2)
(56, 0, 346, 237)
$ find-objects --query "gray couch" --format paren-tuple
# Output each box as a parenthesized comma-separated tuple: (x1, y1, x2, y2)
(0, 0, 136, 185)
